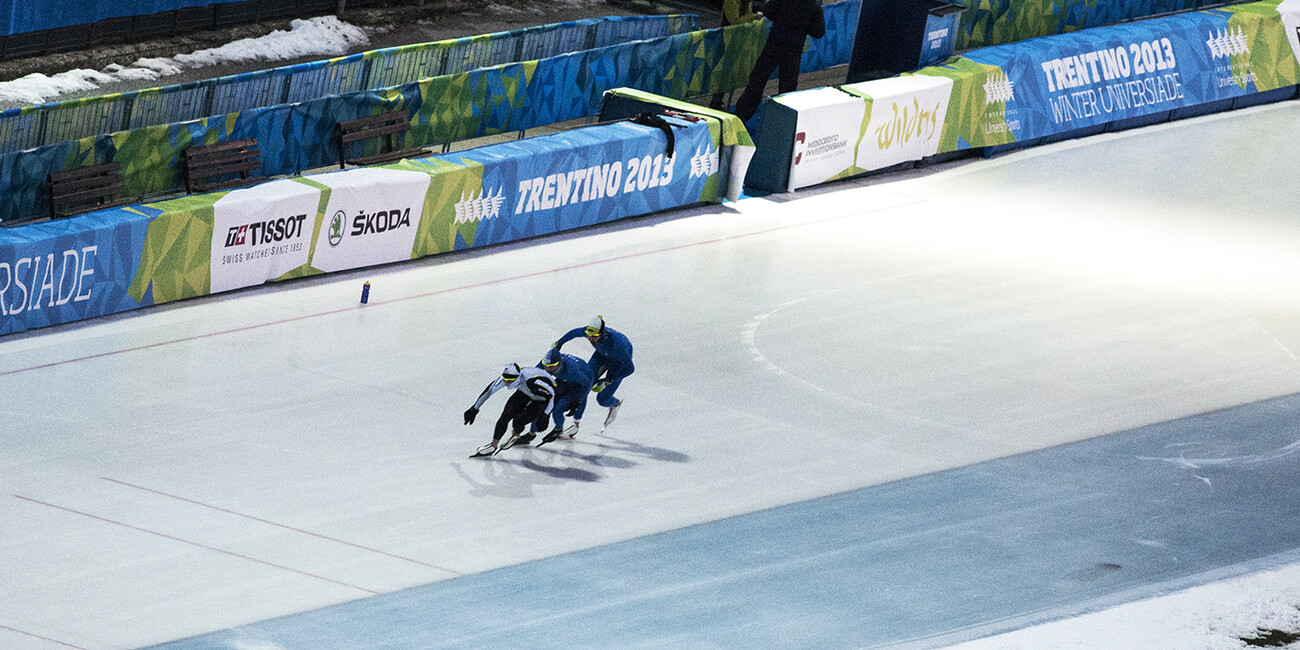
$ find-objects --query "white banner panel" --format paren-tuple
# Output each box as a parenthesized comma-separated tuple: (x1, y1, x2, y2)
(1281, 0, 1300, 68)
(842, 75, 955, 172)
(309, 167, 431, 273)
(778, 87, 867, 192)
(210, 179, 321, 294)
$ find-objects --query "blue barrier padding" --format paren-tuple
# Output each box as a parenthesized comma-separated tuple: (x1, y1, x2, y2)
(434, 116, 718, 247)
(1233, 84, 1299, 108)
(0, 206, 155, 333)
(958, 12, 1256, 140)
(0, 115, 723, 335)
(981, 137, 1042, 157)
(768, 0, 1300, 187)
(1104, 109, 1172, 133)
(1039, 123, 1106, 142)
(1169, 96, 1235, 120)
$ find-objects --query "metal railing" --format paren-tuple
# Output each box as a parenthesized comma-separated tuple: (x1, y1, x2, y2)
(0, 14, 699, 154)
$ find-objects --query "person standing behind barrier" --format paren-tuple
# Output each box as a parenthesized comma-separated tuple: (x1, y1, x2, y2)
(732, 0, 826, 123)
(710, 0, 764, 110)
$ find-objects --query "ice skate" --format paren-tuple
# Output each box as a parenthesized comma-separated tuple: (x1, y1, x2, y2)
(497, 432, 520, 452)
(602, 400, 621, 432)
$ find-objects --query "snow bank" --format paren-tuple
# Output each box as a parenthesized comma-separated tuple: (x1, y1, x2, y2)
(0, 16, 368, 106)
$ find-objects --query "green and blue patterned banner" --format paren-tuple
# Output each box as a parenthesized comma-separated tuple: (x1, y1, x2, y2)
(927, 0, 1300, 149)
(0, 15, 701, 154)
(750, 0, 1299, 192)
(956, 0, 1226, 50)
(0, 1, 864, 227)
(0, 114, 727, 335)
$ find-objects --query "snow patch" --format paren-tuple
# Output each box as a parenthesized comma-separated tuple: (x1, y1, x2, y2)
(0, 16, 368, 106)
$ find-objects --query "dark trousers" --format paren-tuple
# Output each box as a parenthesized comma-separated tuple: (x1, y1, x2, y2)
(733, 41, 804, 122)
(493, 391, 549, 441)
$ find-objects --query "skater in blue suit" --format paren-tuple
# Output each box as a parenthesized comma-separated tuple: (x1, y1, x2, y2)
(553, 315, 634, 428)
(536, 348, 595, 444)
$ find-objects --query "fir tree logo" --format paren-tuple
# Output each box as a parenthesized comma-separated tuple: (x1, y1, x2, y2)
(1206, 26, 1250, 59)
(689, 145, 719, 178)
(454, 187, 506, 224)
(983, 71, 1015, 105)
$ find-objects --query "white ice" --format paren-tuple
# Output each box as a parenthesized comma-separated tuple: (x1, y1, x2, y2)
(1, 97, 1299, 648)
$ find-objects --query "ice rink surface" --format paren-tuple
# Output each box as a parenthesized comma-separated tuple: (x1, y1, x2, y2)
(3, 100, 1299, 649)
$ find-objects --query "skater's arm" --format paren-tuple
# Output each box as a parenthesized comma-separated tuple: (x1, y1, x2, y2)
(552, 327, 587, 349)
(471, 377, 505, 411)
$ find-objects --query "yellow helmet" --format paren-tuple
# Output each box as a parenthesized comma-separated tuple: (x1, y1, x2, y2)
(584, 314, 606, 338)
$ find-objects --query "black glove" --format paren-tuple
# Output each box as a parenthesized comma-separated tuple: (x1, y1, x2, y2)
(463, 407, 478, 425)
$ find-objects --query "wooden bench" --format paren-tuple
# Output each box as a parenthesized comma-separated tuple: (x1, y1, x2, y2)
(183, 138, 266, 194)
(335, 110, 431, 169)
(48, 161, 125, 219)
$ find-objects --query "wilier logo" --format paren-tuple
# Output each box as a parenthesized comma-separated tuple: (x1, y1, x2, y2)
(224, 214, 308, 248)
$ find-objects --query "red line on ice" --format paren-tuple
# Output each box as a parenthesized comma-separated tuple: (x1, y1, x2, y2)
(0, 200, 920, 377)
(0, 624, 90, 649)
(13, 495, 381, 595)
(103, 477, 462, 576)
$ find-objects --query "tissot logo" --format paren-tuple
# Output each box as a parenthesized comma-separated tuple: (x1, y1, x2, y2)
(328, 210, 345, 247)
(224, 215, 308, 248)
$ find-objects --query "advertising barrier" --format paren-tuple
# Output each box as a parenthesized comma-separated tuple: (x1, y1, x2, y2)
(0, 0, 863, 227)
(749, 0, 1300, 192)
(0, 15, 700, 155)
(933, 1, 1300, 150)
(598, 88, 756, 202)
(0, 113, 727, 335)
(956, 0, 1226, 51)
(1281, 0, 1300, 62)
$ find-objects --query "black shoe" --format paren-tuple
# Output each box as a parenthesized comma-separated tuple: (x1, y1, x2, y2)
(517, 431, 536, 445)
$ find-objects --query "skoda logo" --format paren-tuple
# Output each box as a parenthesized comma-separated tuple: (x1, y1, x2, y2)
(328, 210, 345, 247)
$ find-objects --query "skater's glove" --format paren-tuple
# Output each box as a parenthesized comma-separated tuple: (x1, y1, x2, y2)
(463, 407, 478, 425)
